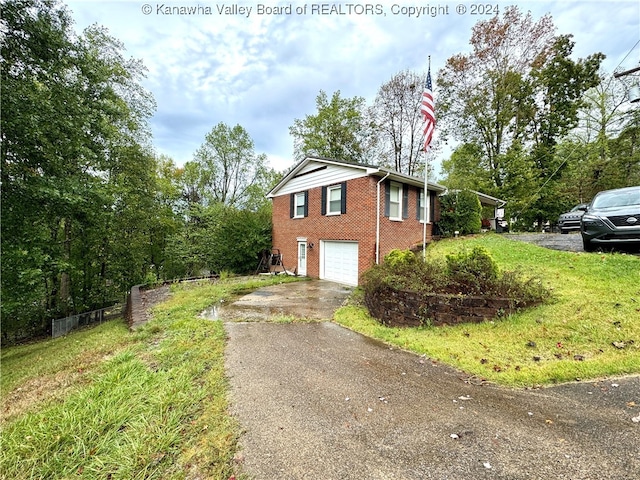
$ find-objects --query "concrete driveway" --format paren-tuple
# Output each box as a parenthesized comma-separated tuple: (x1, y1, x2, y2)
(223, 280, 640, 479)
(217, 279, 352, 322)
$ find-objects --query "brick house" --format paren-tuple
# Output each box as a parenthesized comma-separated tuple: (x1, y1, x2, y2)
(266, 156, 446, 285)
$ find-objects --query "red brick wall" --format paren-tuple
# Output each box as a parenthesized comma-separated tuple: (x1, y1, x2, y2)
(378, 184, 436, 258)
(271, 176, 438, 283)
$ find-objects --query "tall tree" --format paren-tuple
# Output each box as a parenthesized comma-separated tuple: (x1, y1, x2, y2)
(437, 6, 604, 225)
(160, 124, 277, 278)
(191, 122, 271, 208)
(438, 6, 556, 189)
(521, 35, 603, 225)
(372, 70, 430, 175)
(1, 0, 156, 340)
(559, 72, 638, 199)
(440, 143, 493, 192)
(289, 90, 372, 164)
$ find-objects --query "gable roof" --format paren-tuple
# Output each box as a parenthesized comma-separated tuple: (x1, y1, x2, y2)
(267, 156, 447, 198)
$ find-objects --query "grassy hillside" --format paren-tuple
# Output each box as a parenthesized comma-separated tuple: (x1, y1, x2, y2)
(2, 239, 638, 478)
(1, 275, 300, 480)
(336, 234, 640, 387)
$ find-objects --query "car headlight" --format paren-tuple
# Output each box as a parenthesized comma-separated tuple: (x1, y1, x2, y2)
(581, 214, 604, 227)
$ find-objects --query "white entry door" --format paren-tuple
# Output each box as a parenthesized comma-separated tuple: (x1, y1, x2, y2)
(321, 241, 359, 285)
(297, 241, 307, 276)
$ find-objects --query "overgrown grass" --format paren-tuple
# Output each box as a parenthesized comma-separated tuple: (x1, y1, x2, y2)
(336, 234, 640, 387)
(0, 275, 301, 480)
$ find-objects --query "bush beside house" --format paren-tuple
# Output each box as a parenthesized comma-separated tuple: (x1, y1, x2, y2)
(438, 190, 482, 236)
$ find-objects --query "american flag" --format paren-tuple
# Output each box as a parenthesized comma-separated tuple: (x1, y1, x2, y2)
(420, 68, 435, 151)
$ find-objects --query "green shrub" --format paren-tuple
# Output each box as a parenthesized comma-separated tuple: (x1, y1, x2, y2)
(361, 250, 437, 295)
(384, 249, 418, 268)
(439, 190, 482, 236)
(361, 246, 550, 313)
(446, 246, 498, 293)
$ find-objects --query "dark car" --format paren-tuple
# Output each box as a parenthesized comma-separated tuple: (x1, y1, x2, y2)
(558, 203, 588, 234)
(581, 186, 640, 252)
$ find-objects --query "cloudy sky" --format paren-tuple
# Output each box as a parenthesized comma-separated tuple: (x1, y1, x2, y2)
(65, 0, 640, 177)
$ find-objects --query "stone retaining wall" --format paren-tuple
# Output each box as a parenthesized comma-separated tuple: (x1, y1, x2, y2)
(365, 288, 535, 327)
(125, 276, 219, 330)
(125, 284, 145, 329)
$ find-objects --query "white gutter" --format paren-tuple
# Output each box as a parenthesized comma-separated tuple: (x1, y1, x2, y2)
(376, 171, 391, 264)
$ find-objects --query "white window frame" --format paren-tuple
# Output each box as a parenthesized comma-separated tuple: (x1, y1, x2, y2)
(293, 192, 306, 218)
(419, 189, 426, 223)
(389, 182, 402, 221)
(327, 185, 342, 216)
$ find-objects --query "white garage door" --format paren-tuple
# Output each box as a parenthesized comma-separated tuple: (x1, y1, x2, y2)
(322, 241, 359, 286)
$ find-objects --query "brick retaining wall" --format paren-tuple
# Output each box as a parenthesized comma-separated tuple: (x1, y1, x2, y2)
(365, 288, 536, 327)
(125, 284, 145, 329)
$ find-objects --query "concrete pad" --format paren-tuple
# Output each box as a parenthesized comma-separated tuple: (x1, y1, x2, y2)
(216, 279, 353, 322)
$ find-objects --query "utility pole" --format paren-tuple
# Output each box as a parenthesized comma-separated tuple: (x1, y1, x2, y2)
(614, 65, 640, 103)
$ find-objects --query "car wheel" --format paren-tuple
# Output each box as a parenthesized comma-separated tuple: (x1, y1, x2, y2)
(582, 237, 595, 252)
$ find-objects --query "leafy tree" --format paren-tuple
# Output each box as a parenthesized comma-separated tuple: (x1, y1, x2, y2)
(520, 35, 603, 226)
(161, 124, 277, 278)
(192, 122, 272, 209)
(438, 190, 482, 236)
(438, 7, 556, 188)
(557, 72, 639, 203)
(289, 90, 373, 163)
(1, 0, 157, 341)
(609, 110, 640, 187)
(530, 35, 604, 161)
(437, 6, 605, 226)
(440, 143, 493, 192)
(207, 204, 273, 273)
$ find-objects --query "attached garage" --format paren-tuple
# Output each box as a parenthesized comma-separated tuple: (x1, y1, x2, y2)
(320, 241, 359, 286)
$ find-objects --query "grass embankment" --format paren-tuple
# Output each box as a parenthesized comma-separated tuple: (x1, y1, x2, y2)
(1, 275, 301, 480)
(335, 234, 640, 387)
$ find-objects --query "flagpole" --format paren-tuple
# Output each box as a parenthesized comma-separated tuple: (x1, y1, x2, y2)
(422, 56, 431, 261)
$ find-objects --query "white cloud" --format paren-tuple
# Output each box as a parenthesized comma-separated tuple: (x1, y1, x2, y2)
(65, 0, 640, 174)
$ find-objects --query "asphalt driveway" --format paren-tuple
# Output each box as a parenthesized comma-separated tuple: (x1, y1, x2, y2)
(504, 232, 584, 252)
(223, 280, 640, 479)
(504, 232, 640, 255)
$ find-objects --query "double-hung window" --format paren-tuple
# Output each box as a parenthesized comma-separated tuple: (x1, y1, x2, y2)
(290, 191, 308, 218)
(294, 192, 306, 218)
(327, 185, 342, 215)
(385, 181, 408, 220)
(321, 182, 347, 215)
(417, 189, 433, 222)
(418, 189, 426, 222)
(388, 182, 402, 220)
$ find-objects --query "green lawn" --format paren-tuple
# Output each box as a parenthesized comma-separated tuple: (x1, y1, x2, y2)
(2, 242, 638, 478)
(0, 275, 301, 480)
(335, 234, 640, 387)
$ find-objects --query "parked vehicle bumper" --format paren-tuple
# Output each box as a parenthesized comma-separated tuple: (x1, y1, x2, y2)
(558, 219, 581, 232)
(581, 215, 640, 248)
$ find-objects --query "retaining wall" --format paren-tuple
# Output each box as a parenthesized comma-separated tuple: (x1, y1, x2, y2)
(125, 284, 145, 329)
(365, 288, 535, 327)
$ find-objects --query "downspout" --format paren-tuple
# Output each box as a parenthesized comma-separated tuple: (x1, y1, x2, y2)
(376, 172, 391, 264)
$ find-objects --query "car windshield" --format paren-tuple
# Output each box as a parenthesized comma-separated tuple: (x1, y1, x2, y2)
(592, 189, 640, 209)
